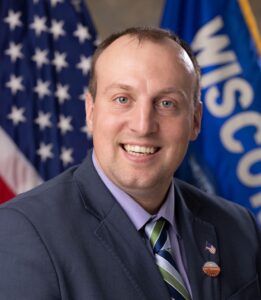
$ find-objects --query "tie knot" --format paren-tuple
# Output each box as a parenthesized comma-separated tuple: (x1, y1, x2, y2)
(144, 218, 168, 254)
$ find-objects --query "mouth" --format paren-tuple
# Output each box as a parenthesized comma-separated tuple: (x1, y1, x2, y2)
(121, 144, 160, 156)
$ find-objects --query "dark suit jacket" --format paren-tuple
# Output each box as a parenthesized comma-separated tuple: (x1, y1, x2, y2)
(0, 153, 260, 300)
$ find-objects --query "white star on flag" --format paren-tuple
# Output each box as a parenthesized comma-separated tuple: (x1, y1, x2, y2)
(6, 74, 24, 95)
(50, 19, 66, 40)
(52, 51, 68, 72)
(32, 48, 49, 68)
(34, 79, 51, 99)
(58, 114, 73, 135)
(76, 55, 91, 75)
(5, 42, 23, 62)
(50, 0, 64, 7)
(81, 125, 92, 138)
(71, 0, 81, 12)
(79, 87, 89, 101)
(30, 15, 47, 36)
(73, 23, 91, 43)
(60, 147, 74, 166)
(1, 0, 97, 200)
(7, 105, 26, 125)
(94, 37, 101, 46)
(55, 83, 70, 104)
(34, 111, 52, 130)
(4, 10, 22, 31)
(37, 142, 54, 162)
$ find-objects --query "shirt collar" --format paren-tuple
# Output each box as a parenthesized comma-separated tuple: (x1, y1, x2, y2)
(92, 151, 177, 234)
(154, 183, 175, 227)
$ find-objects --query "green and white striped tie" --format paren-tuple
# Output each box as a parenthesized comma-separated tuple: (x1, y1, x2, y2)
(145, 218, 191, 300)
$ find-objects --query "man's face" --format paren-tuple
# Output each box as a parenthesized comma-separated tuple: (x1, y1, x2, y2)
(86, 35, 202, 207)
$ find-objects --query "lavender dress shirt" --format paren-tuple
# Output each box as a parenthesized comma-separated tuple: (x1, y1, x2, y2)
(92, 152, 192, 298)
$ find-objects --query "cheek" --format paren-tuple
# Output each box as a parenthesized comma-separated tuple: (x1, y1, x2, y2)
(162, 118, 192, 142)
(92, 109, 122, 144)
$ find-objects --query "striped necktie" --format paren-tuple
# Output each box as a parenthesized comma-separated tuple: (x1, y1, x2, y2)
(145, 218, 191, 300)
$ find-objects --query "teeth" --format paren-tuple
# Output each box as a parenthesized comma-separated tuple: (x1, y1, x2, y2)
(123, 144, 157, 155)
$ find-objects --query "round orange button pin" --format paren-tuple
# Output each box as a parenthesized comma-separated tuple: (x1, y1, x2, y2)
(202, 261, 221, 277)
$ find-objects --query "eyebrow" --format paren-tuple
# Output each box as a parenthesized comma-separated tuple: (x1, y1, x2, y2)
(104, 83, 134, 93)
(154, 87, 187, 101)
(104, 83, 187, 100)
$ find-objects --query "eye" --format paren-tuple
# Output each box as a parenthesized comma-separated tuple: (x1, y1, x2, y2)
(115, 96, 129, 104)
(159, 100, 175, 108)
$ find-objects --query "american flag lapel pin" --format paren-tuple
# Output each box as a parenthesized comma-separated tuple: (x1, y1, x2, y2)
(205, 241, 216, 255)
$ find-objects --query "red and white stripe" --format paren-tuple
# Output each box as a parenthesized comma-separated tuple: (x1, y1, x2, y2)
(0, 126, 43, 203)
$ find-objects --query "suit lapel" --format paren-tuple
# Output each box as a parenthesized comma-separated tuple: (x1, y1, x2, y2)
(74, 153, 170, 300)
(95, 202, 170, 300)
(175, 182, 221, 300)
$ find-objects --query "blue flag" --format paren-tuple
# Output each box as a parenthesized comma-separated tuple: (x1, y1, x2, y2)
(0, 0, 97, 202)
(161, 0, 261, 225)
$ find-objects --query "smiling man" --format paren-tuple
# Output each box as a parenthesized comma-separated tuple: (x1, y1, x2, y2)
(86, 31, 201, 214)
(0, 27, 260, 300)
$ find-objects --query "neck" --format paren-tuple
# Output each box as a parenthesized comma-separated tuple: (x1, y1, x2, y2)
(125, 184, 171, 214)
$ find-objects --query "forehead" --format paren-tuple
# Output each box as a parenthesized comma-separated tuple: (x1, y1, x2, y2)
(95, 35, 195, 76)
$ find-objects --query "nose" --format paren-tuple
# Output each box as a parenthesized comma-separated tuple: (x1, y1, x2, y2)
(129, 101, 158, 136)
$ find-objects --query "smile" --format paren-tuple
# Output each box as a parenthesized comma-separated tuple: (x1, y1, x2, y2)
(122, 144, 159, 155)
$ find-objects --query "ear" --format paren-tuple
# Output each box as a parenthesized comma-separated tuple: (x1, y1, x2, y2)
(85, 91, 95, 135)
(190, 100, 202, 141)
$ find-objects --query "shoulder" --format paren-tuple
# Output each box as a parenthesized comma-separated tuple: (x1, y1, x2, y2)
(0, 163, 85, 232)
(1, 164, 78, 209)
(174, 178, 260, 235)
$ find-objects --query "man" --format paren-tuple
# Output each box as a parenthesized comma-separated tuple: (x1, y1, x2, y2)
(0, 27, 260, 300)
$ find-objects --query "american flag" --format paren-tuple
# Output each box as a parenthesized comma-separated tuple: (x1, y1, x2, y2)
(0, 0, 97, 203)
(205, 241, 216, 255)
